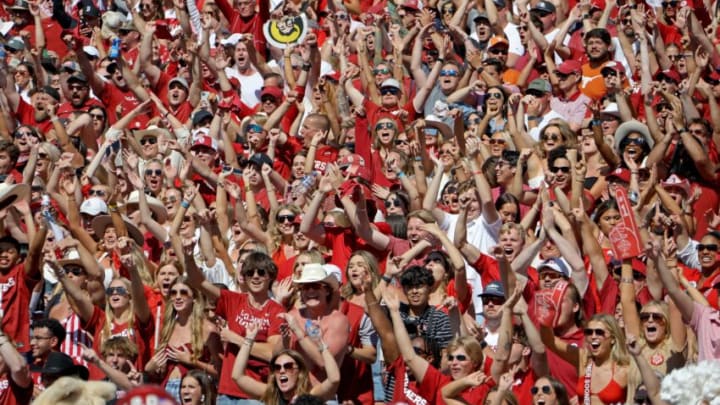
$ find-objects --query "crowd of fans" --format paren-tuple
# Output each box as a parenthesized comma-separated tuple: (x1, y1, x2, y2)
(0, 0, 720, 403)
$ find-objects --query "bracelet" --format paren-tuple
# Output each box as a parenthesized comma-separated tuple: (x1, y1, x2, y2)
(180, 200, 191, 209)
(397, 171, 405, 178)
(244, 186, 251, 192)
(108, 204, 118, 212)
(382, 275, 393, 283)
(677, 127, 687, 134)
(472, 170, 483, 175)
(302, 62, 311, 71)
(414, 156, 422, 161)
(620, 277, 634, 284)
(436, 58, 445, 63)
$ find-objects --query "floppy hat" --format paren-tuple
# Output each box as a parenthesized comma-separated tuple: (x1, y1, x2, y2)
(125, 191, 168, 223)
(294, 263, 339, 291)
(614, 120, 653, 151)
(91, 215, 144, 246)
(80, 197, 108, 216)
(425, 115, 453, 140)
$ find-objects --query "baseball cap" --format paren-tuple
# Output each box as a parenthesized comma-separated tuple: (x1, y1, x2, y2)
(39, 86, 61, 102)
(260, 86, 283, 100)
(399, 0, 420, 11)
(168, 77, 189, 90)
(606, 167, 631, 183)
(80, 197, 108, 216)
(474, 12, 490, 22)
(654, 68, 681, 84)
(338, 153, 371, 179)
(488, 36, 509, 49)
(190, 135, 218, 151)
(380, 78, 401, 90)
(527, 78, 552, 94)
(82, 3, 101, 18)
(538, 258, 571, 278)
(556, 60, 582, 75)
(479, 281, 505, 299)
(67, 73, 88, 85)
(192, 110, 213, 126)
(248, 153, 272, 168)
(600, 61, 626, 75)
(531, 1, 556, 13)
(6, 37, 24, 52)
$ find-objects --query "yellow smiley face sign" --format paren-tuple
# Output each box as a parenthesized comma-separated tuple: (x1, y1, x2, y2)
(263, 14, 308, 49)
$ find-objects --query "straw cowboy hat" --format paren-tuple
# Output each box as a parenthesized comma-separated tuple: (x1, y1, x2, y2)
(0, 183, 29, 211)
(91, 214, 144, 246)
(293, 263, 339, 291)
(125, 191, 168, 223)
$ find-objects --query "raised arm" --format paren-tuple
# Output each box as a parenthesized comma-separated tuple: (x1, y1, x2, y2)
(230, 323, 267, 399)
(384, 287, 431, 383)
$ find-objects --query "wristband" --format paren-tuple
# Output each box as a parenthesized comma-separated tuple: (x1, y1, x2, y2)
(620, 277, 634, 284)
(108, 204, 118, 212)
(397, 171, 405, 178)
(180, 200, 191, 209)
(302, 62, 312, 71)
(436, 58, 445, 63)
(677, 127, 688, 134)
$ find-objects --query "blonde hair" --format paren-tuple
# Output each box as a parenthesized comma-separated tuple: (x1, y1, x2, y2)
(341, 250, 380, 299)
(261, 350, 312, 405)
(447, 336, 485, 369)
(586, 314, 630, 366)
(101, 277, 134, 344)
(156, 278, 206, 364)
(269, 204, 302, 254)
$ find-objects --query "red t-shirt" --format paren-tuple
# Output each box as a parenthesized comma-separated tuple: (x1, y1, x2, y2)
(362, 97, 417, 129)
(0, 263, 39, 353)
(387, 355, 428, 404)
(100, 81, 142, 125)
(214, 290, 285, 398)
(83, 306, 154, 380)
(15, 99, 53, 135)
(56, 98, 104, 120)
(418, 363, 494, 404)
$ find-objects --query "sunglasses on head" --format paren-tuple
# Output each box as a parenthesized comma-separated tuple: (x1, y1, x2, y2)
(106, 286, 129, 296)
(698, 244, 719, 252)
(376, 122, 396, 131)
(385, 199, 403, 208)
(531, 386, 552, 395)
(639, 312, 664, 322)
(447, 354, 468, 361)
(440, 70, 459, 77)
(380, 87, 401, 95)
(583, 328, 607, 337)
(140, 137, 157, 145)
(373, 67, 391, 75)
(277, 214, 297, 223)
(550, 165, 570, 174)
(272, 362, 297, 372)
(145, 169, 162, 177)
(242, 268, 267, 278)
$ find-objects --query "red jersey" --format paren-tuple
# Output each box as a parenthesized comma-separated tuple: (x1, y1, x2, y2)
(417, 363, 494, 405)
(214, 290, 285, 398)
(0, 263, 39, 353)
(387, 356, 428, 405)
(337, 301, 374, 404)
(0, 375, 32, 405)
(14, 99, 53, 135)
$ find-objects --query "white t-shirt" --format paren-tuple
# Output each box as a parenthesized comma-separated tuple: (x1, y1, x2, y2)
(225, 67, 263, 107)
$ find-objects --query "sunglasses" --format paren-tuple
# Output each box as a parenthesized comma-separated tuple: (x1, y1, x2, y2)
(335, 13, 349, 20)
(163, 196, 178, 204)
(526, 90, 546, 98)
(488, 138, 505, 145)
(376, 122, 396, 131)
(277, 214, 297, 223)
(182, 215, 194, 222)
(90, 113, 105, 120)
(698, 244, 719, 252)
(668, 54, 687, 62)
(261, 96, 277, 103)
(373, 67, 391, 75)
(639, 312, 665, 322)
(661, 0, 677, 7)
(145, 169, 162, 177)
(272, 362, 297, 372)
(489, 48, 508, 55)
(583, 328, 607, 337)
(413, 346, 428, 356)
(442, 7, 456, 14)
(549, 166, 571, 174)
(140, 137, 157, 145)
(169, 288, 191, 297)
(242, 268, 268, 278)
(385, 199, 402, 208)
(65, 266, 85, 276)
(541, 133, 561, 142)
(14, 130, 34, 138)
(247, 123, 264, 133)
(447, 354, 468, 361)
(518, 25, 528, 31)
(486, 92, 503, 99)
(380, 87, 401, 95)
(88, 189, 106, 197)
(440, 70, 459, 77)
(481, 296, 505, 305)
(301, 282, 325, 290)
(106, 286, 129, 296)
(531, 386, 552, 395)
(394, 139, 409, 146)
(602, 70, 618, 78)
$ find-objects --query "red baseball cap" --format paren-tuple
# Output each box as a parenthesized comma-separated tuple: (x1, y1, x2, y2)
(556, 60, 582, 75)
